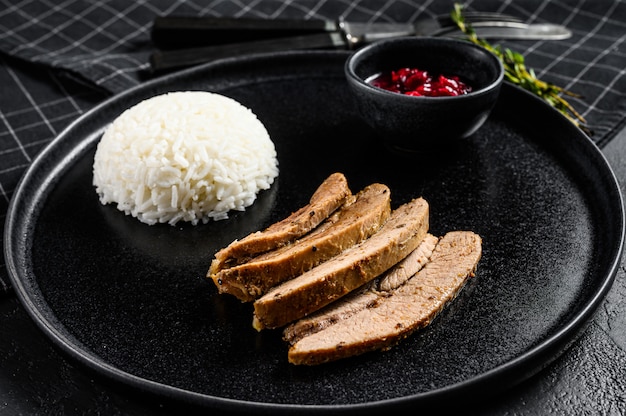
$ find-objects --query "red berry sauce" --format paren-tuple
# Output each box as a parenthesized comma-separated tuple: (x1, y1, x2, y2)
(367, 67, 472, 97)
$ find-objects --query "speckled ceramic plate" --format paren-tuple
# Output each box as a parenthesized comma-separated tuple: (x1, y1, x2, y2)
(4, 51, 624, 414)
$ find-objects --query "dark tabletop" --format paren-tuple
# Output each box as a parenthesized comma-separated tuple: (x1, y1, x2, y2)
(1, 0, 626, 414)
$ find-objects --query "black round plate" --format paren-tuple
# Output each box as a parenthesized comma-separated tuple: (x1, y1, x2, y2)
(4, 51, 624, 414)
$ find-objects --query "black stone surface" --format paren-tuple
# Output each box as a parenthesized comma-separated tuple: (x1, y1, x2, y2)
(2, 52, 624, 415)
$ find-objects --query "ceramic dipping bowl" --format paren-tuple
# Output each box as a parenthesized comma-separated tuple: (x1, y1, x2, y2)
(345, 37, 504, 152)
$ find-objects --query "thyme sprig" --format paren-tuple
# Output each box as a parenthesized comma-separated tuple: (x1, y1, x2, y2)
(451, 4, 590, 134)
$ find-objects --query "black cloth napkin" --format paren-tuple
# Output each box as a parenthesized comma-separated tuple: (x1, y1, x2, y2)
(1, 0, 626, 293)
(1, 0, 625, 138)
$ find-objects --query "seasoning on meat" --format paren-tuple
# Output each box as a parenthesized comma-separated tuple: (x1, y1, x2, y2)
(252, 197, 430, 330)
(211, 183, 391, 301)
(283, 233, 439, 344)
(283, 234, 439, 344)
(286, 231, 482, 365)
(208, 172, 351, 274)
(205, 172, 483, 366)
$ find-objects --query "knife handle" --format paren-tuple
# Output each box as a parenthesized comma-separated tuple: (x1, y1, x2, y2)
(151, 16, 337, 49)
(150, 32, 346, 73)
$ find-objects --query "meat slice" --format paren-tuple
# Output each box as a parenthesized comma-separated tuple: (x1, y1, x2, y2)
(283, 233, 438, 343)
(208, 172, 351, 274)
(211, 183, 392, 302)
(376, 233, 439, 292)
(252, 197, 430, 330)
(286, 231, 482, 365)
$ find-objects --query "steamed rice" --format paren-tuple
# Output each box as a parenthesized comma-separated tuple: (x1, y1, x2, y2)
(93, 91, 279, 225)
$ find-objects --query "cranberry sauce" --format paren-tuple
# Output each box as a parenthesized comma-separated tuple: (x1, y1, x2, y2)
(367, 67, 472, 97)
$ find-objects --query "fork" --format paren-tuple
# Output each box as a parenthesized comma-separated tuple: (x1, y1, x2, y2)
(339, 13, 526, 46)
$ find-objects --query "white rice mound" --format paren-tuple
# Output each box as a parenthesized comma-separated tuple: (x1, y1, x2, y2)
(93, 91, 279, 226)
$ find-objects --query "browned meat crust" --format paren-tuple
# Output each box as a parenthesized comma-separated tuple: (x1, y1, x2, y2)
(252, 197, 430, 330)
(286, 231, 482, 365)
(208, 172, 351, 275)
(282, 233, 439, 344)
(210, 183, 392, 301)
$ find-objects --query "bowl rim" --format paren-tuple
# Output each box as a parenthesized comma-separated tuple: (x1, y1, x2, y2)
(345, 36, 505, 102)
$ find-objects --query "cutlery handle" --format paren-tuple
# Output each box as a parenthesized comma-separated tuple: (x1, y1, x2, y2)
(150, 32, 346, 72)
(152, 16, 337, 49)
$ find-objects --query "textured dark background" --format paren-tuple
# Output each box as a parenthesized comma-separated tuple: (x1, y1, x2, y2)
(1, 0, 625, 414)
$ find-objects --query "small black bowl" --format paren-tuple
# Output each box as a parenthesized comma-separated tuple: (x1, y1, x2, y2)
(345, 37, 504, 152)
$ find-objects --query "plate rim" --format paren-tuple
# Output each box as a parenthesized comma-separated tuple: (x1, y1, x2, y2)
(4, 50, 625, 414)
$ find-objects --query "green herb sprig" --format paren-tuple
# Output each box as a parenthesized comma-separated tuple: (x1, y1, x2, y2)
(451, 4, 589, 134)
